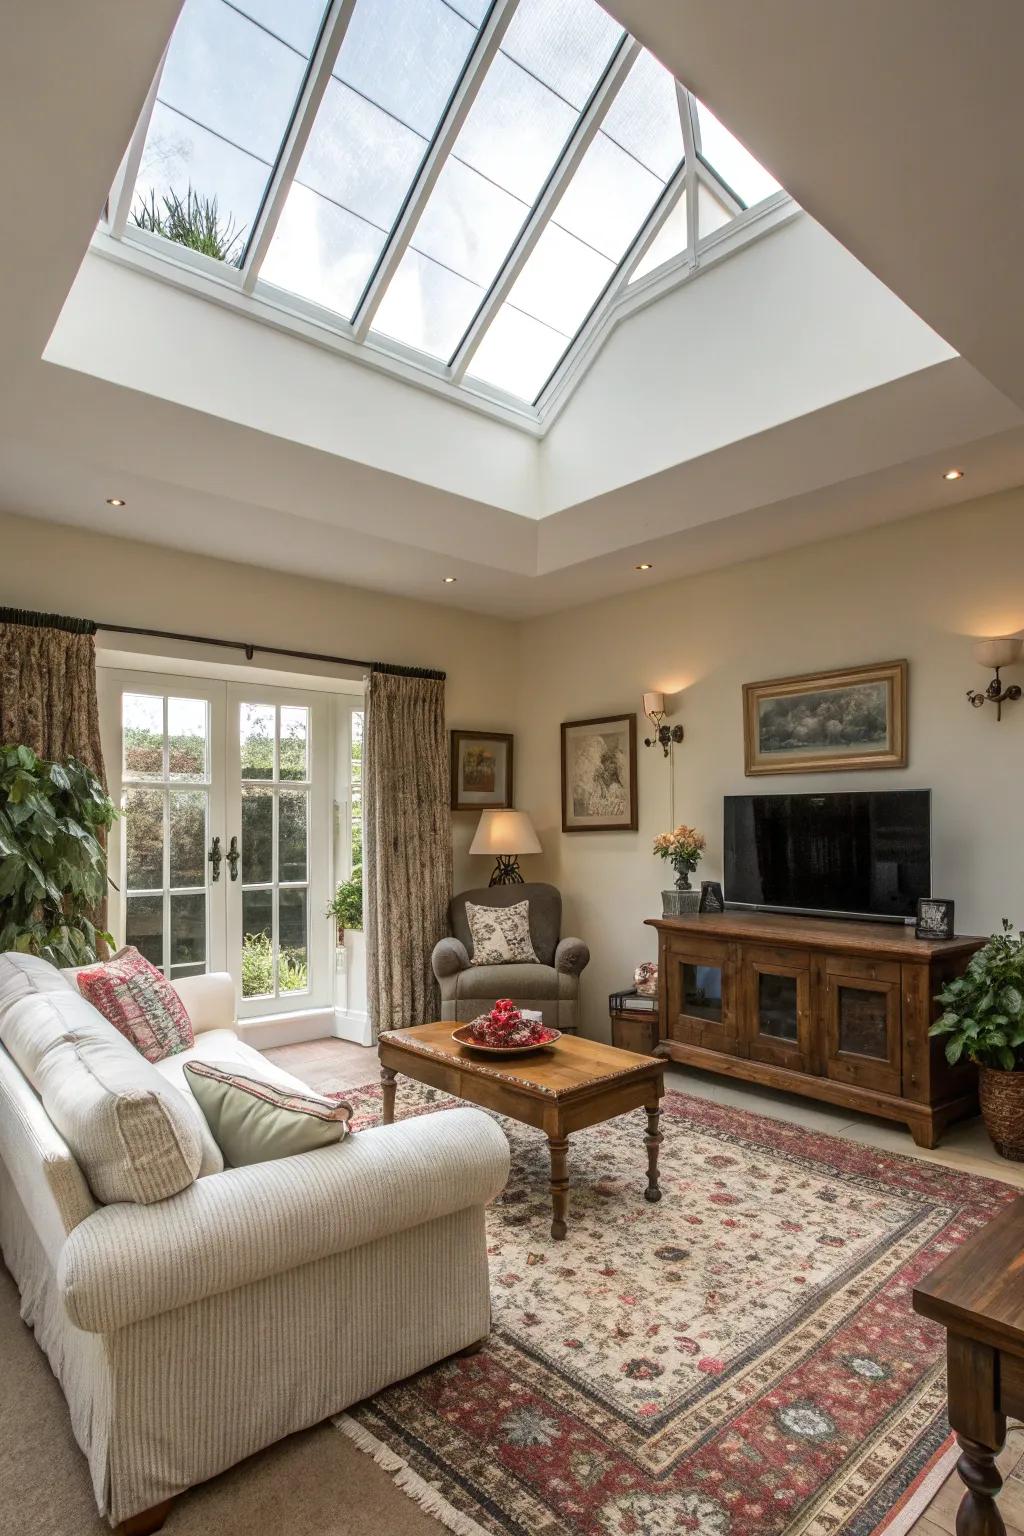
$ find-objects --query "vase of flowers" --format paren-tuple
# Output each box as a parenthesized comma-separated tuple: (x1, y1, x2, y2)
(929, 919, 1024, 1159)
(653, 824, 706, 915)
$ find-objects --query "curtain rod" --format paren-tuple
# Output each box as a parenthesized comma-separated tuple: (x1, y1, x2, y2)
(0, 608, 445, 681)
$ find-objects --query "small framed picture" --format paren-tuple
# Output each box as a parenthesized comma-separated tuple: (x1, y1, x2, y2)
(916, 897, 954, 941)
(699, 880, 726, 914)
(450, 731, 513, 812)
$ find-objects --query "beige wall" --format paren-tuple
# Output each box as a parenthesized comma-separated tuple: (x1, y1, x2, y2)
(5, 491, 1024, 1042)
(0, 508, 520, 890)
(515, 488, 1024, 1038)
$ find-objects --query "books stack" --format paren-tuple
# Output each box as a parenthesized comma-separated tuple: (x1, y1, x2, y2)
(609, 989, 658, 1013)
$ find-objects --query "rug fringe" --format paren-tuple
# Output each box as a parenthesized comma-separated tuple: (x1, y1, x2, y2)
(334, 1414, 491, 1536)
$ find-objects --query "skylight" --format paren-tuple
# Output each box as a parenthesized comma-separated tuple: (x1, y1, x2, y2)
(102, 0, 785, 420)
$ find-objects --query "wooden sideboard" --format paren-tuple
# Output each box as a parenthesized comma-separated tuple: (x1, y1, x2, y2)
(645, 911, 983, 1146)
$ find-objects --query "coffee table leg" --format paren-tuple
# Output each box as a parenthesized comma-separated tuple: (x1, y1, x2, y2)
(548, 1136, 569, 1240)
(380, 1064, 397, 1125)
(644, 1101, 662, 1203)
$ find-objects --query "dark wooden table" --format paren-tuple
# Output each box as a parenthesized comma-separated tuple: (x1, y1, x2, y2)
(913, 1195, 1024, 1535)
(378, 1023, 664, 1240)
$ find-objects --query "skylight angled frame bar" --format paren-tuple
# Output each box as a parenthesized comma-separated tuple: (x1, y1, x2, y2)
(449, 33, 642, 384)
(107, 46, 166, 238)
(351, 0, 522, 343)
(241, 0, 360, 293)
(678, 85, 699, 269)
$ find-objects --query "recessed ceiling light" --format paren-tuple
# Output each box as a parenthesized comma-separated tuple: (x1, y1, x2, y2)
(635, 562, 653, 571)
(442, 575, 457, 583)
(943, 468, 964, 481)
(106, 496, 126, 506)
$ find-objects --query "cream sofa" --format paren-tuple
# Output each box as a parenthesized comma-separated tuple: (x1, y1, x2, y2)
(0, 952, 509, 1532)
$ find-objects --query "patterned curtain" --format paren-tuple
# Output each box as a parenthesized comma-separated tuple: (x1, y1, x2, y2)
(0, 610, 105, 780)
(364, 665, 450, 1040)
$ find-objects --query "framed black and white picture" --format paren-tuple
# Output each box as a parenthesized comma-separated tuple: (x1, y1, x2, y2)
(560, 715, 638, 833)
(916, 897, 954, 941)
(699, 880, 726, 914)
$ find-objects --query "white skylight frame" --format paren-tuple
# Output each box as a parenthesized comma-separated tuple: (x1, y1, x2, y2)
(98, 0, 795, 434)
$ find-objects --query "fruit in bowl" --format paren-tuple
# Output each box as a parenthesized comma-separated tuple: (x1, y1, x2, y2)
(467, 998, 558, 1049)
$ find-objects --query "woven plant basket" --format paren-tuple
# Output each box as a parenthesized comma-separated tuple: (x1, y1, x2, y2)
(979, 1066, 1024, 1161)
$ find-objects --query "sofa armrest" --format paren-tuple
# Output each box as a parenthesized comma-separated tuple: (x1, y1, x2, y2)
(171, 970, 235, 1035)
(432, 936, 470, 980)
(555, 937, 590, 976)
(58, 1107, 509, 1333)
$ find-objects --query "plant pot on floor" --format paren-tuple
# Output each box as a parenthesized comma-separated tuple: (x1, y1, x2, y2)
(662, 888, 701, 916)
(978, 1066, 1024, 1160)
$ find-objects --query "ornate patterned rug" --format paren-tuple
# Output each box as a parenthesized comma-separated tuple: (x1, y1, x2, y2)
(335, 1081, 1014, 1536)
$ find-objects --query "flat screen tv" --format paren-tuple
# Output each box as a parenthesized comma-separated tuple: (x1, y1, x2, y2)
(724, 789, 931, 922)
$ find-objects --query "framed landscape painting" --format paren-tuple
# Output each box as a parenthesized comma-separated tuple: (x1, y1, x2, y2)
(743, 660, 908, 776)
(450, 731, 513, 811)
(561, 714, 638, 832)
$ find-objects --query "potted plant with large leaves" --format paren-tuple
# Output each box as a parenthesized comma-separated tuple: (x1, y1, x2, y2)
(929, 919, 1024, 1159)
(0, 745, 116, 966)
(326, 868, 363, 944)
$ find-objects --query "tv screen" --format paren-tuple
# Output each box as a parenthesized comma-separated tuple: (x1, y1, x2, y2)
(724, 789, 931, 920)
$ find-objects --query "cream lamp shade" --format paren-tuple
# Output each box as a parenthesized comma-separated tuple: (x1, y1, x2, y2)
(973, 637, 1022, 670)
(470, 809, 541, 856)
(642, 691, 665, 720)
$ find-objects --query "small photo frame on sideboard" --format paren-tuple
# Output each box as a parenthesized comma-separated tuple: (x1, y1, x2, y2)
(916, 897, 954, 941)
(698, 880, 726, 914)
(450, 731, 513, 811)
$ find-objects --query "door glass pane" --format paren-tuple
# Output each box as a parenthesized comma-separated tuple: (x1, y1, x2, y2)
(758, 973, 798, 1042)
(241, 788, 274, 883)
(170, 790, 207, 888)
(125, 788, 164, 890)
(682, 963, 722, 1023)
(242, 888, 274, 998)
(126, 894, 163, 966)
(170, 892, 206, 970)
(240, 703, 275, 778)
(279, 789, 308, 882)
(123, 694, 163, 779)
(168, 697, 208, 780)
(279, 888, 309, 992)
(279, 707, 308, 780)
(838, 987, 889, 1060)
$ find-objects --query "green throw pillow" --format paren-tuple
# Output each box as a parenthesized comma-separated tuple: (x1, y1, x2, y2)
(183, 1060, 352, 1167)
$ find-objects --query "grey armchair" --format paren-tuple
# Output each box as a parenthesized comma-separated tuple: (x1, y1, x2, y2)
(433, 883, 589, 1034)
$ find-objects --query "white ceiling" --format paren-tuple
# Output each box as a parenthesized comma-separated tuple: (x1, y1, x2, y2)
(3, 0, 1024, 618)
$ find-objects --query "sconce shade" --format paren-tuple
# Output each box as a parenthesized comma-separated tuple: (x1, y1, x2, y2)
(470, 809, 541, 857)
(973, 637, 1022, 670)
(642, 691, 665, 719)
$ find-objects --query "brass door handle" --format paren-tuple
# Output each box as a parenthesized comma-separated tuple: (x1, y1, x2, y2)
(226, 835, 240, 881)
(208, 835, 223, 882)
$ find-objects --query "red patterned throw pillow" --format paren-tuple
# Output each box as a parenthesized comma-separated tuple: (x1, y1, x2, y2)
(76, 947, 195, 1063)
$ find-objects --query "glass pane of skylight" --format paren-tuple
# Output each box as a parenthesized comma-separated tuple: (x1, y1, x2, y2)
(372, 247, 482, 357)
(132, 0, 321, 260)
(231, 0, 328, 53)
(601, 50, 683, 181)
(698, 180, 733, 240)
(261, 0, 483, 318)
(554, 132, 662, 260)
(373, 0, 623, 360)
(507, 222, 612, 334)
(630, 189, 687, 283)
(466, 304, 569, 401)
(695, 99, 780, 207)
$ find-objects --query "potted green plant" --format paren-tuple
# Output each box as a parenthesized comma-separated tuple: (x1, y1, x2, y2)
(929, 919, 1024, 1159)
(652, 824, 707, 916)
(326, 867, 363, 943)
(0, 745, 116, 966)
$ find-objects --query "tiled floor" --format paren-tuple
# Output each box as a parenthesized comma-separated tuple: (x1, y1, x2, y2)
(265, 1035, 1024, 1535)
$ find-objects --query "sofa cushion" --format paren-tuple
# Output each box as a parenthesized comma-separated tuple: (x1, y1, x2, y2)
(466, 900, 538, 966)
(0, 953, 203, 1205)
(75, 946, 195, 1063)
(183, 1060, 352, 1167)
(451, 962, 575, 1002)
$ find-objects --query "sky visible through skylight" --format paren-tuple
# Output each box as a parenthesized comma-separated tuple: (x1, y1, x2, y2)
(121, 0, 782, 409)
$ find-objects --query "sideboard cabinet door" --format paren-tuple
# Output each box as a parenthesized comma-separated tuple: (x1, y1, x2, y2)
(663, 936, 742, 1055)
(824, 956, 902, 1095)
(742, 946, 814, 1072)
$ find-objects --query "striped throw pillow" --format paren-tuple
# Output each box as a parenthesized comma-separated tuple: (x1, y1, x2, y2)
(76, 946, 195, 1064)
(183, 1060, 353, 1167)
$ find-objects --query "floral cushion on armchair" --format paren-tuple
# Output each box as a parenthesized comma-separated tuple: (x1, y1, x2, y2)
(466, 900, 539, 967)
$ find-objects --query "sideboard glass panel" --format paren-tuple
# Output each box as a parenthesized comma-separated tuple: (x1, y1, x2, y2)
(837, 985, 889, 1060)
(757, 973, 799, 1042)
(682, 963, 722, 1023)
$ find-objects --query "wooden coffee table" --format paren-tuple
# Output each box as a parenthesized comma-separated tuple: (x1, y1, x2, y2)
(377, 1023, 664, 1240)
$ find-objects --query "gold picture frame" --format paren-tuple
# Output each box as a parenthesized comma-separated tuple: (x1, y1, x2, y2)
(743, 660, 908, 776)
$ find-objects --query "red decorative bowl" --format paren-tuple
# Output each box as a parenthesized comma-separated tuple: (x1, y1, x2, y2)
(452, 1024, 562, 1058)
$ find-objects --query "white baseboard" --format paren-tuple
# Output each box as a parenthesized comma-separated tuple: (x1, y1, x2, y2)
(332, 1008, 373, 1047)
(239, 1006, 336, 1049)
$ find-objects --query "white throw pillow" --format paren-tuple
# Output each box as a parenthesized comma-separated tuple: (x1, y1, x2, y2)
(466, 900, 539, 966)
(184, 1060, 352, 1167)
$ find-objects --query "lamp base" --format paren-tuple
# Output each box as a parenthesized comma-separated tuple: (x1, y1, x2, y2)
(489, 855, 524, 886)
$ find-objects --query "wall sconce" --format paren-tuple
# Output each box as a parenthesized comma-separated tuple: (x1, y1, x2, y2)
(967, 637, 1022, 721)
(642, 691, 684, 756)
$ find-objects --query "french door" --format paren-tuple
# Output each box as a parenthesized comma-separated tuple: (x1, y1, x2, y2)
(100, 670, 331, 1016)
